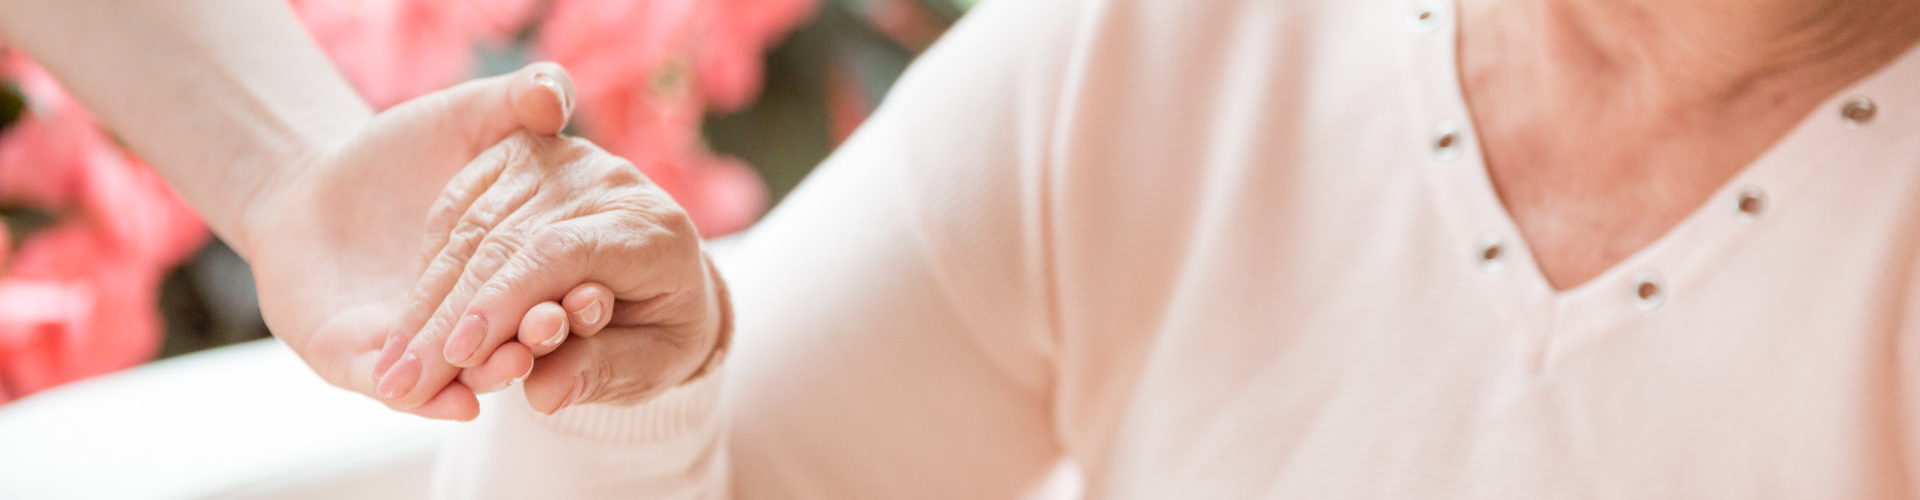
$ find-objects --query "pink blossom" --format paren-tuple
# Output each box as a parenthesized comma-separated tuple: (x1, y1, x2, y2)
(290, 0, 520, 108)
(691, 18, 763, 112)
(463, 0, 543, 41)
(538, 0, 815, 237)
(577, 81, 765, 237)
(0, 225, 165, 399)
(0, 58, 208, 403)
(291, 0, 812, 233)
(0, 59, 88, 208)
(678, 153, 767, 236)
(0, 57, 207, 269)
(540, 0, 700, 110)
(695, 0, 816, 111)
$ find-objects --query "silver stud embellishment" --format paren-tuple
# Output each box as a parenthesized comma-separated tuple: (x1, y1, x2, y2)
(1841, 97, 1877, 127)
(1633, 272, 1667, 311)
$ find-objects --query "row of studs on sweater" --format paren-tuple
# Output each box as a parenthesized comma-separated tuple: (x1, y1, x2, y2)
(1411, 0, 1883, 311)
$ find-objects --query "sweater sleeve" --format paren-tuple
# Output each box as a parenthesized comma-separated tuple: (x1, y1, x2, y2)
(432, 372, 729, 499)
(433, 0, 1091, 497)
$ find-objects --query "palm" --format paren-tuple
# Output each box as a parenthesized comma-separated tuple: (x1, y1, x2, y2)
(247, 113, 475, 395)
(240, 68, 566, 414)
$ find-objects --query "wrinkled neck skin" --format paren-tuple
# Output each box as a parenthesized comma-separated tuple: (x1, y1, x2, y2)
(1462, 0, 1920, 109)
(1453, 0, 1920, 290)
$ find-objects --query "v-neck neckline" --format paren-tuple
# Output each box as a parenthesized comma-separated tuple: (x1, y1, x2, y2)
(1408, 0, 1920, 319)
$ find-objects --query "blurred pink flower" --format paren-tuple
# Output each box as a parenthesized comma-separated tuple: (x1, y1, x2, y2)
(678, 153, 770, 236)
(695, 0, 815, 111)
(582, 88, 766, 236)
(574, 76, 767, 237)
(0, 56, 207, 270)
(0, 63, 90, 209)
(463, 0, 543, 41)
(538, 0, 813, 236)
(539, 0, 700, 110)
(0, 57, 208, 402)
(0, 226, 166, 399)
(289, 0, 790, 236)
(290, 0, 536, 109)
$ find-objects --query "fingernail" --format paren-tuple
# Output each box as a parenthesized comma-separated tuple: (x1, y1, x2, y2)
(443, 314, 489, 364)
(377, 352, 420, 399)
(542, 317, 568, 348)
(531, 72, 572, 124)
(573, 301, 602, 327)
(554, 374, 587, 413)
(373, 333, 405, 379)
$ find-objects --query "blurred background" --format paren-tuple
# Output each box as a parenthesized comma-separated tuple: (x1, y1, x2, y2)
(0, 0, 978, 403)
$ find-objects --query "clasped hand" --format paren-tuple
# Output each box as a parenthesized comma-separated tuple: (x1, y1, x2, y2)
(242, 63, 725, 420)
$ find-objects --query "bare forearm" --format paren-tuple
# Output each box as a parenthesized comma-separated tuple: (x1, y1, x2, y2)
(0, 0, 370, 253)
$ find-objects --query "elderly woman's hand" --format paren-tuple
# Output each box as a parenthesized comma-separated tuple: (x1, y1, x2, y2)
(370, 132, 728, 414)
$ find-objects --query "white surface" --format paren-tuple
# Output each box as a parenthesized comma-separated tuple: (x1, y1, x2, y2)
(0, 235, 749, 499)
(0, 339, 455, 499)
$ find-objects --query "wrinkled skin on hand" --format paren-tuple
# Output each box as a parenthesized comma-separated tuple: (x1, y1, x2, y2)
(372, 132, 728, 415)
(240, 63, 573, 420)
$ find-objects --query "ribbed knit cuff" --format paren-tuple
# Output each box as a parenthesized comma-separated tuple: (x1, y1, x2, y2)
(520, 366, 724, 445)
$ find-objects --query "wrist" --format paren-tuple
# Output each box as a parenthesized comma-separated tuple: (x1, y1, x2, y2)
(225, 115, 369, 262)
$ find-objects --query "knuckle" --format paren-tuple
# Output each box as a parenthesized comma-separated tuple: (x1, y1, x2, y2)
(562, 136, 603, 157)
(397, 291, 441, 329)
(416, 242, 469, 287)
(417, 204, 463, 264)
(452, 207, 502, 245)
(582, 354, 639, 404)
(654, 207, 699, 241)
(474, 277, 523, 306)
(423, 185, 470, 231)
(503, 141, 543, 174)
(442, 217, 491, 265)
(587, 361, 615, 399)
(612, 197, 696, 248)
(592, 157, 645, 187)
(469, 231, 526, 279)
(644, 210, 704, 265)
(456, 265, 495, 305)
(530, 225, 591, 266)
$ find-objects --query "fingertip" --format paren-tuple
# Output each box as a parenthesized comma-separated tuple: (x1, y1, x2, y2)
(372, 330, 408, 382)
(563, 283, 615, 336)
(519, 302, 570, 355)
(381, 335, 469, 408)
(516, 62, 575, 136)
(412, 383, 481, 421)
(497, 341, 534, 369)
(443, 313, 489, 366)
(462, 341, 534, 394)
(376, 351, 422, 400)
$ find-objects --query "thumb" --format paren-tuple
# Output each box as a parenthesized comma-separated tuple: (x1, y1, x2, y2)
(520, 326, 706, 414)
(419, 61, 577, 157)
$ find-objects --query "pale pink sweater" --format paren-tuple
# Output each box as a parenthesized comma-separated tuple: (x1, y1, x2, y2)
(434, 0, 1920, 498)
